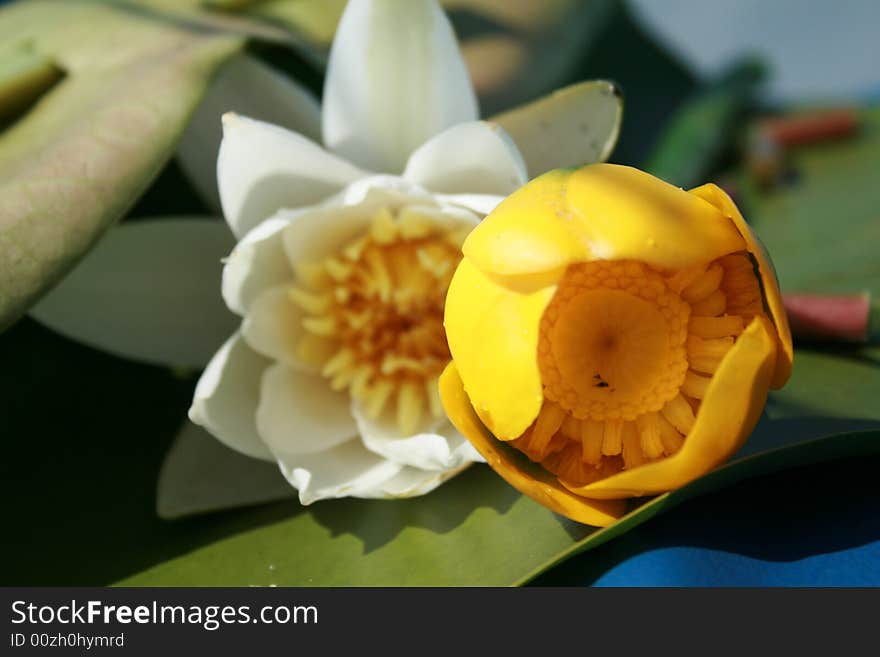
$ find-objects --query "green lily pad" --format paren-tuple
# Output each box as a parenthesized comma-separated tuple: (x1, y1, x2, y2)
(735, 106, 880, 418)
(116, 428, 880, 586)
(737, 106, 880, 297)
(0, 0, 300, 330)
(157, 421, 294, 520)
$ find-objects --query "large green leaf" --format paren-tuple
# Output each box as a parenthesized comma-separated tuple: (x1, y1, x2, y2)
(737, 106, 880, 297)
(737, 106, 880, 420)
(117, 429, 880, 586)
(157, 421, 294, 520)
(0, 0, 298, 330)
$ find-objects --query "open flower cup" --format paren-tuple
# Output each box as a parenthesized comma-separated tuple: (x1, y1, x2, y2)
(440, 164, 793, 526)
(32, 0, 622, 510)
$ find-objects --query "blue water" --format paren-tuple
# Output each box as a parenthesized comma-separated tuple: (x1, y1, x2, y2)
(534, 452, 880, 586)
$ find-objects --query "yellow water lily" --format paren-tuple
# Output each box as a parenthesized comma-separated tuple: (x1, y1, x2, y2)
(440, 163, 793, 526)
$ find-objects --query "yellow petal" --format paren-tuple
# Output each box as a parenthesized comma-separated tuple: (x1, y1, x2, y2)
(463, 164, 747, 278)
(462, 168, 581, 277)
(689, 183, 792, 389)
(439, 363, 626, 527)
(563, 315, 777, 499)
(444, 258, 556, 439)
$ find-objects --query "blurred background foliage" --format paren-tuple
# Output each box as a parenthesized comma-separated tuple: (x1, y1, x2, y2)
(1, 0, 878, 585)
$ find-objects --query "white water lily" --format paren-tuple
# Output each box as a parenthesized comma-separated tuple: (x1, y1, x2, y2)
(196, 170, 502, 503)
(31, 0, 621, 511)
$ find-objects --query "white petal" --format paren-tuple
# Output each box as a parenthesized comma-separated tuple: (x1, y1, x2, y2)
(241, 285, 311, 371)
(257, 363, 356, 458)
(322, 0, 478, 172)
(359, 462, 472, 499)
(455, 439, 486, 465)
(189, 332, 274, 462)
(221, 213, 295, 316)
(435, 193, 504, 217)
(177, 54, 322, 212)
(157, 420, 293, 520)
(339, 174, 433, 208)
(399, 201, 481, 232)
(494, 80, 623, 178)
(279, 439, 403, 505)
(280, 204, 373, 270)
(218, 114, 365, 238)
(30, 218, 237, 369)
(353, 399, 483, 471)
(403, 121, 527, 195)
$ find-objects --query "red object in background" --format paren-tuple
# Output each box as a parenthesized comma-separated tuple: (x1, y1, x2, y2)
(783, 292, 870, 342)
(759, 109, 859, 148)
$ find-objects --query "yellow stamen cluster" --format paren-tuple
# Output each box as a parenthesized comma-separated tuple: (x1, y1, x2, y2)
(539, 260, 690, 422)
(291, 206, 468, 435)
(513, 252, 764, 486)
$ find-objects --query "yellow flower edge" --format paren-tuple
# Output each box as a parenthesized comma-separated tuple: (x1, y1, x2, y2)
(462, 164, 748, 277)
(444, 257, 557, 441)
(689, 183, 793, 388)
(438, 362, 627, 527)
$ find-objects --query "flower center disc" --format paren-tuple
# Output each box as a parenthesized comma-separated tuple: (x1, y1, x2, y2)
(513, 253, 765, 486)
(292, 205, 468, 435)
(540, 261, 689, 422)
(555, 290, 668, 403)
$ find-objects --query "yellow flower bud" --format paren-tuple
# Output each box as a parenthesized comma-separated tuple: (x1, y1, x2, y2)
(440, 164, 793, 526)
